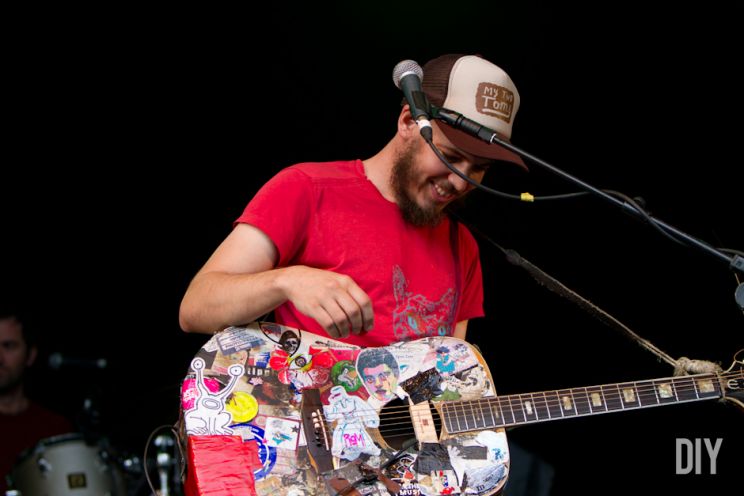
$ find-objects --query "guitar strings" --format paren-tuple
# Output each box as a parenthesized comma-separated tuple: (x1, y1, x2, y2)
(354, 373, 734, 422)
(315, 370, 741, 432)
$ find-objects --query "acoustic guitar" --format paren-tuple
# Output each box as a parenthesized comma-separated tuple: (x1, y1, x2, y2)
(179, 322, 743, 496)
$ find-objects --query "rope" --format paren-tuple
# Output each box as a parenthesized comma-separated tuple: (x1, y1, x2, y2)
(457, 215, 723, 377)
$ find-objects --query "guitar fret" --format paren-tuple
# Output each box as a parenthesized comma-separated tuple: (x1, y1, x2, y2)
(458, 401, 467, 431)
(503, 396, 516, 425)
(567, 390, 578, 415)
(533, 392, 550, 419)
(618, 382, 639, 408)
(557, 389, 577, 417)
(690, 376, 701, 399)
(601, 385, 622, 411)
(585, 386, 607, 412)
(637, 380, 658, 407)
(573, 387, 592, 415)
(476, 399, 486, 429)
(459, 401, 470, 431)
(451, 403, 462, 433)
(470, 401, 480, 429)
(488, 399, 501, 427)
(654, 379, 677, 404)
(693, 375, 720, 399)
(443, 403, 453, 433)
(598, 385, 610, 411)
(466, 401, 475, 430)
(508, 395, 526, 424)
(545, 391, 563, 418)
(651, 379, 661, 404)
(486, 398, 498, 427)
(479, 399, 488, 428)
(616, 384, 626, 409)
(495, 397, 506, 426)
(675, 377, 697, 402)
(521, 394, 537, 421)
(470, 401, 479, 429)
(475, 399, 487, 429)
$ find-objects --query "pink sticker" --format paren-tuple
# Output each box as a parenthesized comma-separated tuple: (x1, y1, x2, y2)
(181, 377, 222, 410)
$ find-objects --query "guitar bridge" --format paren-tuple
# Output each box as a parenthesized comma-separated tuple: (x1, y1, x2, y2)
(301, 389, 334, 473)
(312, 409, 331, 450)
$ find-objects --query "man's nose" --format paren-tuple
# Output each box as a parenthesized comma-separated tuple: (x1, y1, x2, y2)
(448, 168, 473, 194)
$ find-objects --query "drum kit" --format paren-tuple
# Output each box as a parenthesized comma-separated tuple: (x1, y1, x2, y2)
(4, 352, 186, 496)
(5, 430, 182, 496)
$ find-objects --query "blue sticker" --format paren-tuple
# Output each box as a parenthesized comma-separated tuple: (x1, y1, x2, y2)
(232, 423, 277, 480)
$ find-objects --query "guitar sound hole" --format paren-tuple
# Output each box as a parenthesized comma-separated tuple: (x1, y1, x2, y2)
(379, 398, 440, 450)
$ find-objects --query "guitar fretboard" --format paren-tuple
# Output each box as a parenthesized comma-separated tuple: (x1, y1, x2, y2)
(441, 373, 722, 434)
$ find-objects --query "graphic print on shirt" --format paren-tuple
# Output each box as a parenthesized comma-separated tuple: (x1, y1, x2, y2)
(392, 265, 456, 340)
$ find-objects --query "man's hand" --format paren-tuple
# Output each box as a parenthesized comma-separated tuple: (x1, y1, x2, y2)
(278, 266, 374, 338)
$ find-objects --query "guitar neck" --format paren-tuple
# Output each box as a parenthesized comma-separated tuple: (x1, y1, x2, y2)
(441, 373, 723, 434)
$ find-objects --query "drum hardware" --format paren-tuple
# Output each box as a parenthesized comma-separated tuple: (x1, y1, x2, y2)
(7, 433, 126, 496)
(142, 425, 183, 496)
(155, 434, 176, 496)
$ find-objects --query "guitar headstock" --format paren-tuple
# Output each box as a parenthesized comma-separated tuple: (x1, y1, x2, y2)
(721, 350, 744, 411)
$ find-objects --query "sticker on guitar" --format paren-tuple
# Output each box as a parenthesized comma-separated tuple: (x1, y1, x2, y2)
(179, 322, 744, 496)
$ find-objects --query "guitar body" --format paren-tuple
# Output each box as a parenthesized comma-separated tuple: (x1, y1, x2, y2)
(180, 322, 510, 496)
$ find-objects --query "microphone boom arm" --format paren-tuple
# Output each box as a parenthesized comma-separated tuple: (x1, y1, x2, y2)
(431, 105, 744, 277)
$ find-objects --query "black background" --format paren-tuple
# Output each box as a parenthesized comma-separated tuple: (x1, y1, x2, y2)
(3, 2, 742, 495)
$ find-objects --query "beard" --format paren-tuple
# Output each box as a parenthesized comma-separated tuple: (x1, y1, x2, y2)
(0, 367, 25, 395)
(390, 143, 446, 228)
(390, 143, 469, 227)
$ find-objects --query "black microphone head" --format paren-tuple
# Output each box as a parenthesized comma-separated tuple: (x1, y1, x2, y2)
(392, 60, 423, 89)
(47, 353, 108, 370)
(48, 352, 63, 370)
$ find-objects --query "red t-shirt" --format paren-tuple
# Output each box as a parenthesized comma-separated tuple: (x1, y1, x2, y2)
(237, 160, 484, 347)
(0, 401, 74, 492)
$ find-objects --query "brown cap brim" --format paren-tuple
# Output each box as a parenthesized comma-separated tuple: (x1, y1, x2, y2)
(437, 121, 528, 171)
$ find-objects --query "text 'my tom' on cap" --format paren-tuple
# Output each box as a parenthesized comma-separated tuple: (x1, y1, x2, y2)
(422, 54, 527, 170)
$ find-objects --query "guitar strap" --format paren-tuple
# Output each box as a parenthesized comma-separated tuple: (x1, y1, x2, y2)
(451, 212, 723, 376)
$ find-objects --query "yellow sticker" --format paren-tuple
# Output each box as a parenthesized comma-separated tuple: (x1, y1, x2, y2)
(226, 391, 259, 423)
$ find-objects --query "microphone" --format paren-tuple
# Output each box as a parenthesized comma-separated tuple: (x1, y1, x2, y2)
(48, 352, 108, 370)
(392, 60, 433, 141)
(432, 106, 506, 146)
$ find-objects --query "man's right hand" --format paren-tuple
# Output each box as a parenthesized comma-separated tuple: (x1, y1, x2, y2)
(278, 266, 374, 339)
(180, 224, 375, 337)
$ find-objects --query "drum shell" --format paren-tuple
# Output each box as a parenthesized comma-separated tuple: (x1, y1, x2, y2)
(9, 433, 126, 496)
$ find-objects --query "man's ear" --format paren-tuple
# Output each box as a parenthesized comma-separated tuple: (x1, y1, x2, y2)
(397, 104, 419, 139)
(26, 345, 37, 367)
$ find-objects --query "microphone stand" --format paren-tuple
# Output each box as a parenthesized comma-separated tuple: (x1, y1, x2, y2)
(432, 106, 744, 310)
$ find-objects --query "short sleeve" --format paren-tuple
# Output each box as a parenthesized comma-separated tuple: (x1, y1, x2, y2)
(235, 167, 313, 266)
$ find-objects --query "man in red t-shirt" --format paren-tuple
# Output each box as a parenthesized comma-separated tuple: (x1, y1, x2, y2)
(177, 53, 534, 496)
(0, 307, 74, 493)
(179, 54, 526, 345)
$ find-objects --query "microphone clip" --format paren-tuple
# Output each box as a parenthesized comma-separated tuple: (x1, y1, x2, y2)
(431, 106, 503, 147)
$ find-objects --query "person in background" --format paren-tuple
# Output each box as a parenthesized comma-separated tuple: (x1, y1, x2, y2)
(0, 304, 74, 492)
